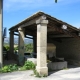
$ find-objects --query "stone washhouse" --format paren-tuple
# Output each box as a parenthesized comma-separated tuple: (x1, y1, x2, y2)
(6, 12, 80, 75)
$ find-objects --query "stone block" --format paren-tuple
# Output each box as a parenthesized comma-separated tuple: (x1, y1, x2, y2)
(47, 61, 67, 70)
(37, 26, 47, 47)
(37, 47, 47, 67)
(27, 58, 37, 64)
(36, 66, 48, 76)
(36, 19, 48, 24)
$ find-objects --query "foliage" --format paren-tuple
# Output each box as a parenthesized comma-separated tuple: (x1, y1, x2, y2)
(0, 61, 48, 77)
(19, 66, 26, 71)
(14, 46, 18, 51)
(18, 61, 35, 71)
(0, 68, 2, 72)
(0, 64, 18, 73)
(33, 69, 41, 77)
(4, 46, 10, 51)
(19, 61, 35, 71)
(0, 61, 36, 73)
(33, 69, 47, 78)
(63, 67, 68, 70)
(4, 43, 33, 53)
(47, 60, 51, 63)
(25, 44, 33, 53)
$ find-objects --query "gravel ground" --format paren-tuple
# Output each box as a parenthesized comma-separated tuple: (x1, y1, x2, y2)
(0, 67, 80, 80)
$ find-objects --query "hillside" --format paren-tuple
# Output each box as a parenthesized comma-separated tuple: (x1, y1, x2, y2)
(4, 37, 33, 44)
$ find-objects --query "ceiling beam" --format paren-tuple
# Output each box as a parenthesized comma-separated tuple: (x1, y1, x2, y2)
(10, 15, 47, 31)
(63, 30, 80, 39)
(49, 34, 73, 38)
(14, 33, 33, 39)
(48, 27, 63, 33)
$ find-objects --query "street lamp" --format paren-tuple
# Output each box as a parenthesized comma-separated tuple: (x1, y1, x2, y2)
(55, 0, 57, 3)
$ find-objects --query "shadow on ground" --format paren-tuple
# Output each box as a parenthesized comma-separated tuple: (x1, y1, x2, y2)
(48, 65, 80, 76)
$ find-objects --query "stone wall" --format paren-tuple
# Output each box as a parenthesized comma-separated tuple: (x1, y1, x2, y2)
(47, 38, 80, 66)
(47, 43, 56, 58)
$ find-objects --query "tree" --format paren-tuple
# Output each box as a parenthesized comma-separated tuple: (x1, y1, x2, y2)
(25, 44, 33, 53)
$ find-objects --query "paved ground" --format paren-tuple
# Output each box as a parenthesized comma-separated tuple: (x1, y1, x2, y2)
(0, 67, 80, 80)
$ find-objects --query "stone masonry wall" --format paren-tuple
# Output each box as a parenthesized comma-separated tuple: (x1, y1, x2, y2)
(47, 38, 80, 66)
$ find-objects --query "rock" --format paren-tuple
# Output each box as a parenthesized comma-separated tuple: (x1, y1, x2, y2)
(27, 58, 37, 64)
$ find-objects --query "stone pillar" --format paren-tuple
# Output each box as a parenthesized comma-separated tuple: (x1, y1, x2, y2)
(9, 31, 14, 59)
(36, 17, 48, 76)
(18, 27, 25, 65)
(33, 36, 37, 53)
(0, 0, 3, 67)
(33, 36, 37, 58)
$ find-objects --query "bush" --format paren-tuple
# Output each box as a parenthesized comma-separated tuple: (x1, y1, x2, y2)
(19, 61, 36, 71)
(24, 61, 36, 70)
(33, 69, 47, 78)
(14, 46, 18, 51)
(25, 44, 33, 53)
(0, 64, 18, 73)
(19, 66, 26, 71)
(33, 69, 41, 77)
(4, 46, 10, 51)
(0, 61, 36, 73)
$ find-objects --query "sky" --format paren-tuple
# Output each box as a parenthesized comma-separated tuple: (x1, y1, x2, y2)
(3, 0, 80, 37)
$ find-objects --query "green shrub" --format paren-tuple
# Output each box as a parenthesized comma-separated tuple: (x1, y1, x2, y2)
(24, 61, 36, 70)
(25, 44, 33, 53)
(33, 69, 41, 77)
(0, 68, 2, 73)
(14, 46, 18, 51)
(33, 69, 47, 78)
(4, 46, 10, 51)
(0, 64, 18, 73)
(11, 64, 18, 71)
(0, 61, 36, 73)
(63, 67, 68, 70)
(19, 66, 26, 71)
(19, 61, 36, 71)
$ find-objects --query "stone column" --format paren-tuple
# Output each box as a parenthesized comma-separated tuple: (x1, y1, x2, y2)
(33, 36, 37, 53)
(9, 31, 14, 59)
(0, 0, 3, 67)
(33, 36, 37, 58)
(18, 27, 25, 65)
(36, 17, 48, 76)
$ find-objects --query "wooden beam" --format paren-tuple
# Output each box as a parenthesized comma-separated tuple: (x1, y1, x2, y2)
(10, 18, 37, 31)
(25, 31, 36, 36)
(14, 33, 18, 36)
(48, 27, 63, 33)
(63, 30, 80, 39)
(47, 15, 79, 31)
(49, 34, 73, 38)
(47, 22, 80, 39)
(25, 36, 33, 39)
(10, 15, 47, 31)
(14, 33, 33, 39)
(14, 29, 36, 36)
(49, 30, 80, 39)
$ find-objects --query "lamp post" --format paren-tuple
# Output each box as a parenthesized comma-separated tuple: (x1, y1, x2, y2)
(0, 0, 3, 68)
(55, 0, 57, 3)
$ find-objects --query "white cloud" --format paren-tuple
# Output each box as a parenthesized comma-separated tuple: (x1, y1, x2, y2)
(4, 0, 54, 11)
(3, 0, 80, 12)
